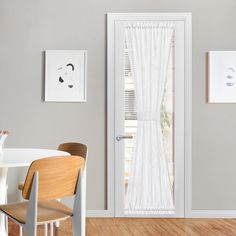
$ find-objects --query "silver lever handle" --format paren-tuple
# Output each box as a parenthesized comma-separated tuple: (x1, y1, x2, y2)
(116, 135, 133, 141)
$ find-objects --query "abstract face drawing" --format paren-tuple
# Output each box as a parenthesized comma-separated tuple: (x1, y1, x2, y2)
(225, 67, 236, 87)
(57, 63, 77, 88)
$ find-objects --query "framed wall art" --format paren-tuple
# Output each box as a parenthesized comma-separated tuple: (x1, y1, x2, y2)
(45, 50, 87, 102)
(208, 51, 236, 103)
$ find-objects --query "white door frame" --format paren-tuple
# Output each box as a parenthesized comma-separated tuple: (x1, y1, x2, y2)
(107, 13, 192, 217)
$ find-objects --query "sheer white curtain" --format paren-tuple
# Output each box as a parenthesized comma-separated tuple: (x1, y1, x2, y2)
(125, 22, 174, 214)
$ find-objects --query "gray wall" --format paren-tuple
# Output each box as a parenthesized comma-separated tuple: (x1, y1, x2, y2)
(0, 0, 236, 211)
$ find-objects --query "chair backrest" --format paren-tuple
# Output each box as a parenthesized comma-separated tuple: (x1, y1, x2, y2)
(22, 156, 84, 201)
(57, 142, 87, 159)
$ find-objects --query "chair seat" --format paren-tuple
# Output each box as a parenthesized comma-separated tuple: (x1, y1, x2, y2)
(18, 182, 24, 191)
(0, 200, 72, 225)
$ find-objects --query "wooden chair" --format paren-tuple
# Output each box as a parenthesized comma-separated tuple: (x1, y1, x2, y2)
(0, 156, 86, 236)
(55, 142, 88, 232)
(57, 142, 87, 159)
(18, 142, 87, 191)
(17, 142, 88, 236)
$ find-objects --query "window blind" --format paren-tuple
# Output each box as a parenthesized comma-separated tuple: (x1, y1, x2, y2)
(125, 48, 137, 120)
(125, 90, 136, 120)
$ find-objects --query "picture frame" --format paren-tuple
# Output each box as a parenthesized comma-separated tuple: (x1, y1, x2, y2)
(208, 51, 236, 103)
(45, 50, 87, 102)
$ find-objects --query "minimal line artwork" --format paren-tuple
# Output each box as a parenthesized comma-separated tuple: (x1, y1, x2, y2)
(225, 67, 235, 87)
(45, 50, 87, 102)
(208, 51, 236, 103)
(57, 63, 76, 88)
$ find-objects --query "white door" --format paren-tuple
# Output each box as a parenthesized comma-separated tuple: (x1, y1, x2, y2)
(107, 13, 192, 217)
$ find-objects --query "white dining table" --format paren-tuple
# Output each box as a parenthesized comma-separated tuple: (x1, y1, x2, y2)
(0, 148, 70, 236)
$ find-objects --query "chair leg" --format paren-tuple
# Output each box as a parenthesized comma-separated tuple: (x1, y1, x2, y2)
(55, 198, 61, 231)
(5, 218, 8, 236)
(55, 221, 60, 229)
(19, 187, 23, 236)
(72, 168, 86, 236)
(24, 172, 38, 236)
(44, 224, 48, 236)
(50, 223, 54, 236)
(5, 186, 8, 235)
(19, 225, 23, 236)
(19, 218, 23, 236)
(25, 222, 37, 236)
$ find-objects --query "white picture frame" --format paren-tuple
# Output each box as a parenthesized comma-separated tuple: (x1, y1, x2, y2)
(45, 50, 87, 102)
(208, 51, 236, 103)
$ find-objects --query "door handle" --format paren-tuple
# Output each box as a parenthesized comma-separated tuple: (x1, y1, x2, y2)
(116, 135, 133, 141)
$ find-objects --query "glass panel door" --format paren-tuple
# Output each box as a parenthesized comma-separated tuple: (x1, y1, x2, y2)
(114, 20, 185, 217)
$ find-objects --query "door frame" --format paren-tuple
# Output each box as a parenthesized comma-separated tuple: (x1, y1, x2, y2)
(107, 13, 192, 217)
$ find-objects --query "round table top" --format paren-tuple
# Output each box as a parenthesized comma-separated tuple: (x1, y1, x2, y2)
(0, 148, 70, 167)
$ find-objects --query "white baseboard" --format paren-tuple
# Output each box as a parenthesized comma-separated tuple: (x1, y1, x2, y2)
(86, 209, 236, 219)
(190, 210, 236, 218)
(86, 210, 114, 217)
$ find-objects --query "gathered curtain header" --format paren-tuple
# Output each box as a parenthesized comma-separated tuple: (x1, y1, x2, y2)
(125, 22, 175, 29)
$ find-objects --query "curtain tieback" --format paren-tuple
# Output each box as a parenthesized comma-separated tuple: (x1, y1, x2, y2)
(137, 112, 160, 121)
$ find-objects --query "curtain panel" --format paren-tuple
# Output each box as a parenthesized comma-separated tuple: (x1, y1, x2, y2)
(125, 22, 174, 214)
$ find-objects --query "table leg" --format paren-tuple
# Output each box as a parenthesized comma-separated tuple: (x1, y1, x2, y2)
(0, 167, 8, 236)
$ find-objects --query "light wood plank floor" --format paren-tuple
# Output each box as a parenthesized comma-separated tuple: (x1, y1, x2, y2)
(8, 218, 236, 236)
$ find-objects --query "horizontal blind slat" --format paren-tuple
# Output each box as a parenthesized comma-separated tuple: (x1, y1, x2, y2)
(125, 90, 137, 120)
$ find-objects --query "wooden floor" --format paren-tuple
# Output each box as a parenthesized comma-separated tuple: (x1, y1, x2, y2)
(8, 218, 236, 235)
